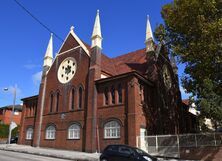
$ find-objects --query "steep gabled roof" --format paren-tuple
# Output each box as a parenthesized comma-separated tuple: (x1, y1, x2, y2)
(84, 42, 148, 76)
(58, 28, 89, 56)
(112, 48, 147, 75)
(59, 31, 148, 77)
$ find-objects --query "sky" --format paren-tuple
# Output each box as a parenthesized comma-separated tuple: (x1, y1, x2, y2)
(0, 0, 191, 107)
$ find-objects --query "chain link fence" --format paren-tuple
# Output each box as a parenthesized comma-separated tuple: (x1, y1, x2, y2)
(136, 133, 222, 158)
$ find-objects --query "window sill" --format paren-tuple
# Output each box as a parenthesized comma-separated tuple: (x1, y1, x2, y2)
(45, 138, 55, 140)
(25, 139, 33, 141)
(45, 109, 85, 116)
(98, 103, 124, 109)
(103, 137, 121, 140)
(66, 138, 80, 140)
(69, 109, 84, 112)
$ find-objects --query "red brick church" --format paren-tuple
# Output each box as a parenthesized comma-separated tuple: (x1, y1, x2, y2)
(18, 11, 183, 152)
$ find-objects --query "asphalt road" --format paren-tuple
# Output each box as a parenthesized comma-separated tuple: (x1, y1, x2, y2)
(0, 150, 72, 161)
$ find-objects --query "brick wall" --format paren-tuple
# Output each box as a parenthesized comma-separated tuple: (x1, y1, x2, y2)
(0, 109, 21, 125)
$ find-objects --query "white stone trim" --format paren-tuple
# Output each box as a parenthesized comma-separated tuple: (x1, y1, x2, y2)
(101, 74, 108, 79)
(57, 27, 90, 57)
(57, 46, 81, 57)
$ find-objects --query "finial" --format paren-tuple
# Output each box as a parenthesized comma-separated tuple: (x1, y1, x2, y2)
(145, 15, 154, 52)
(145, 15, 154, 41)
(70, 26, 74, 31)
(50, 33, 53, 36)
(91, 10, 102, 48)
(43, 34, 53, 67)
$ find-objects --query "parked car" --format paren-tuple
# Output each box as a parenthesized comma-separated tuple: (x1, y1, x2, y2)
(6, 136, 18, 144)
(100, 144, 158, 161)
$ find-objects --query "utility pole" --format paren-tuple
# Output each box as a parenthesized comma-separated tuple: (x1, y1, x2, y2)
(4, 85, 17, 144)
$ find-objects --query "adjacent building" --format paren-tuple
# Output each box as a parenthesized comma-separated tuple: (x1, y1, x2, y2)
(18, 11, 183, 152)
(0, 105, 22, 125)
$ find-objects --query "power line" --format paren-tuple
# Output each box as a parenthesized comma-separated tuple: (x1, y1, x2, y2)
(13, 0, 181, 80)
(13, 0, 64, 43)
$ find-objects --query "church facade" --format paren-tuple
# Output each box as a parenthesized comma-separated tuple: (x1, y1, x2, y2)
(18, 11, 182, 152)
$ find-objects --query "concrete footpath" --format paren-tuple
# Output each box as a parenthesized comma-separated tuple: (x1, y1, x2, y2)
(0, 144, 99, 161)
(0, 144, 199, 161)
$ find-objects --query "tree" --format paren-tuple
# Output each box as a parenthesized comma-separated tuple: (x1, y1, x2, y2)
(155, 0, 222, 128)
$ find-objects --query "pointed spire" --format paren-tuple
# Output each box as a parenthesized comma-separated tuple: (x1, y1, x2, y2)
(145, 15, 155, 53)
(43, 33, 53, 67)
(91, 10, 102, 48)
(145, 15, 154, 41)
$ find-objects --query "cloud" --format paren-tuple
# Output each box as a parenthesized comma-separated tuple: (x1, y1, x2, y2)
(180, 85, 192, 99)
(24, 64, 40, 70)
(32, 71, 42, 85)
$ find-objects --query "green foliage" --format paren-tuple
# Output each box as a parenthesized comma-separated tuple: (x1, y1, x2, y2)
(199, 79, 222, 127)
(0, 124, 9, 138)
(155, 0, 222, 126)
(0, 124, 19, 138)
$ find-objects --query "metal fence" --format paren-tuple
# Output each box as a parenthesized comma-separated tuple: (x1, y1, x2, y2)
(136, 133, 222, 158)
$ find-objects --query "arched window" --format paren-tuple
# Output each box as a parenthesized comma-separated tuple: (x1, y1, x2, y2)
(104, 120, 120, 138)
(111, 86, 115, 104)
(26, 127, 33, 140)
(26, 106, 30, 117)
(139, 84, 144, 103)
(78, 87, 83, 109)
(46, 125, 56, 139)
(29, 107, 32, 116)
(56, 92, 60, 112)
(117, 84, 122, 103)
(71, 88, 75, 110)
(104, 87, 109, 105)
(68, 124, 80, 139)
(50, 93, 53, 113)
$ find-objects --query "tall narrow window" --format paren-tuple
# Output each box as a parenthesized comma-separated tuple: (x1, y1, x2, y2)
(111, 86, 115, 104)
(56, 92, 59, 112)
(34, 102, 37, 116)
(71, 88, 75, 110)
(118, 84, 122, 103)
(78, 87, 82, 109)
(26, 106, 29, 117)
(104, 87, 109, 105)
(139, 84, 144, 103)
(50, 94, 53, 113)
(29, 107, 32, 116)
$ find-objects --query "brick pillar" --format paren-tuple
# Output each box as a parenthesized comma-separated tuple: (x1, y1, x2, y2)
(127, 77, 141, 147)
(18, 103, 26, 144)
(85, 46, 101, 152)
(32, 71, 48, 147)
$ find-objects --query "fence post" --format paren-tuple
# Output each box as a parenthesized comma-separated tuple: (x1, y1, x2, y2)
(177, 134, 180, 158)
(214, 133, 217, 146)
(195, 134, 197, 147)
(146, 136, 149, 153)
(156, 135, 158, 153)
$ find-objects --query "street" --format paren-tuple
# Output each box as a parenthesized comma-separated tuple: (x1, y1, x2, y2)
(0, 150, 72, 161)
